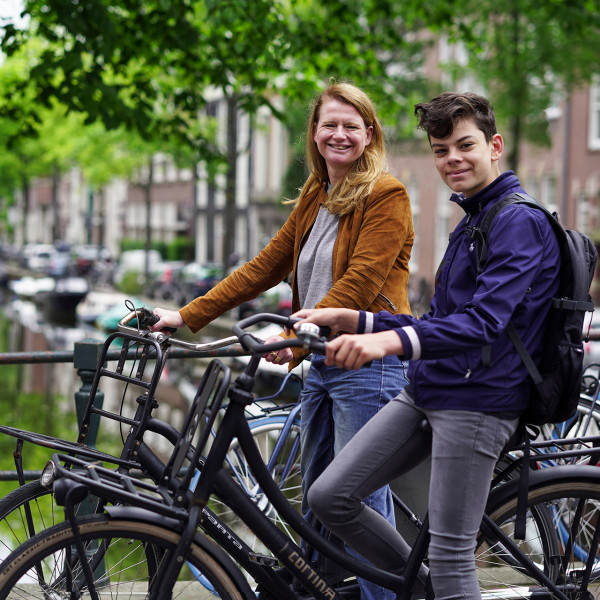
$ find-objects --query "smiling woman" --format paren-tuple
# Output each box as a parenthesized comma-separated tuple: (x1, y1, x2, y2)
(312, 98, 373, 186)
(149, 81, 415, 600)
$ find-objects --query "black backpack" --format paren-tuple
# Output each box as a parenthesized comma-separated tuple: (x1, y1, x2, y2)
(474, 192, 597, 426)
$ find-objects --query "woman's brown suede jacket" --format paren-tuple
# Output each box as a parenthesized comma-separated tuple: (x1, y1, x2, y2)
(180, 172, 414, 368)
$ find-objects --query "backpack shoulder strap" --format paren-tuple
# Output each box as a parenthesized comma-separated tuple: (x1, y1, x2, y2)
(476, 192, 564, 275)
(475, 192, 553, 371)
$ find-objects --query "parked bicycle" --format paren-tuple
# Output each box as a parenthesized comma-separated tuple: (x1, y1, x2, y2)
(0, 307, 301, 588)
(2, 312, 600, 599)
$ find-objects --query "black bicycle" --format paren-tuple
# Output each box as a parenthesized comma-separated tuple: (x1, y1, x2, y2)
(0, 308, 301, 594)
(2, 312, 600, 599)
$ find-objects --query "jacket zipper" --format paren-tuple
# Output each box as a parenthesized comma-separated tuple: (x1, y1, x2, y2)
(377, 291, 397, 311)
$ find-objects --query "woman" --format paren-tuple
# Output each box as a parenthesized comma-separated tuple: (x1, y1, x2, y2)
(150, 81, 414, 600)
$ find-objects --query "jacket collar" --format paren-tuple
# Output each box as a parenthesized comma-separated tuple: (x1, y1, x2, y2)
(450, 171, 522, 217)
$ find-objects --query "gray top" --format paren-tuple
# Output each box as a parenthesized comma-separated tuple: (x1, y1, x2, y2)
(297, 206, 340, 309)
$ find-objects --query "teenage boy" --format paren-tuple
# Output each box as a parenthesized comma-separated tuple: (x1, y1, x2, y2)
(290, 92, 561, 600)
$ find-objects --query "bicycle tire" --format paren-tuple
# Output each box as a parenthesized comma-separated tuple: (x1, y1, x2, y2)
(0, 513, 251, 599)
(476, 474, 600, 599)
(0, 479, 66, 559)
(207, 414, 302, 556)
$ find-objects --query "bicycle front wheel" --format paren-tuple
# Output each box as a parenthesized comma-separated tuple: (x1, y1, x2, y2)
(476, 475, 600, 599)
(0, 513, 250, 599)
(0, 479, 67, 560)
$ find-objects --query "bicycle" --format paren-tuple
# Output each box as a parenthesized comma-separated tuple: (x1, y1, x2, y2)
(3, 312, 600, 599)
(0, 307, 302, 585)
(512, 364, 600, 473)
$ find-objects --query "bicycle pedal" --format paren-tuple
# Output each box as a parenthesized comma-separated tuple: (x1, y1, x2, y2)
(249, 552, 279, 567)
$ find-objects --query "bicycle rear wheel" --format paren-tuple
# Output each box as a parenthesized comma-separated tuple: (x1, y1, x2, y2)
(207, 414, 302, 556)
(537, 395, 600, 466)
(0, 514, 251, 599)
(476, 476, 600, 599)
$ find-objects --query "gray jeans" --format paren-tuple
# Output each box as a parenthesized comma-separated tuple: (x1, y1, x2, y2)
(307, 390, 519, 600)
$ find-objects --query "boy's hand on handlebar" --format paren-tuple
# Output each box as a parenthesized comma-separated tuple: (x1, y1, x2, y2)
(262, 335, 293, 365)
(148, 308, 185, 333)
(322, 331, 404, 370)
(291, 307, 359, 334)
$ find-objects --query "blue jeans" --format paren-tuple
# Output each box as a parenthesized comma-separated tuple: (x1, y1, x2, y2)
(300, 353, 409, 600)
(307, 390, 519, 600)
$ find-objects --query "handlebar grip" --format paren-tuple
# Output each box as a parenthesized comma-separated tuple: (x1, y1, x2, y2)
(139, 307, 159, 326)
(139, 307, 177, 334)
(308, 340, 327, 354)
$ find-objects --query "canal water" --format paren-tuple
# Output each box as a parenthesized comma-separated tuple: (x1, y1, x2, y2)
(0, 288, 302, 452)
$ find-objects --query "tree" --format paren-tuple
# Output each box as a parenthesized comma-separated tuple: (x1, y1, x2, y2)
(406, 0, 600, 171)
(0, 0, 429, 269)
(190, 0, 429, 271)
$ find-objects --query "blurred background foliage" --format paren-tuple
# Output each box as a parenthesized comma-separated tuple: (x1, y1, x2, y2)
(0, 0, 597, 181)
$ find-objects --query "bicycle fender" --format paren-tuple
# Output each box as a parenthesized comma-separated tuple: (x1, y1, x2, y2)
(104, 505, 183, 532)
(103, 506, 256, 598)
(486, 463, 600, 513)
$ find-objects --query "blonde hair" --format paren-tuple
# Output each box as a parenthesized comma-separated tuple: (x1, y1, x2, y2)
(289, 82, 387, 216)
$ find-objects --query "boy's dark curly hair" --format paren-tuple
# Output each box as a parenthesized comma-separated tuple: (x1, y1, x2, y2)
(414, 92, 497, 143)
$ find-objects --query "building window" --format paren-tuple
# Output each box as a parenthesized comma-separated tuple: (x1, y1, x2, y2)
(525, 176, 539, 201)
(589, 77, 600, 151)
(576, 191, 591, 234)
(541, 174, 558, 214)
(434, 184, 452, 269)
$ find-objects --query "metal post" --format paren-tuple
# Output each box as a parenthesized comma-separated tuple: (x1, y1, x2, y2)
(72, 337, 108, 583)
(73, 338, 105, 448)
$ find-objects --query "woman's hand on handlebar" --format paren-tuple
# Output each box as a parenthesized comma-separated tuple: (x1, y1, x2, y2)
(262, 335, 293, 365)
(148, 308, 185, 333)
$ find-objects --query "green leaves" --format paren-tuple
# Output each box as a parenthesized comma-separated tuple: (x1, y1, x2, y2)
(2, 0, 596, 179)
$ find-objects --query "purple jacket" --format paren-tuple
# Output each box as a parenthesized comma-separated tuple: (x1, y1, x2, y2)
(358, 172, 561, 413)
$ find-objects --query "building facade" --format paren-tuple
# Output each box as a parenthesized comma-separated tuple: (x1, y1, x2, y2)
(10, 68, 599, 311)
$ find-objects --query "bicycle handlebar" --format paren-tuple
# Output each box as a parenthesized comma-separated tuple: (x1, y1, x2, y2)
(117, 307, 330, 357)
(232, 312, 329, 355)
(117, 308, 240, 352)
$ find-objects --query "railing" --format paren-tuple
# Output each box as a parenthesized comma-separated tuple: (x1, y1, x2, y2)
(0, 337, 248, 481)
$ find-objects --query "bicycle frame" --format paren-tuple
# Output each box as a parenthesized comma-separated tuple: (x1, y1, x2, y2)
(189, 323, 420, 598)
(33, 312, 600, 600)
(191, 313, 600, 600)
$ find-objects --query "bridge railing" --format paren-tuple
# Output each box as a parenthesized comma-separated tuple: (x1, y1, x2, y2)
(0, 337, 248, 481)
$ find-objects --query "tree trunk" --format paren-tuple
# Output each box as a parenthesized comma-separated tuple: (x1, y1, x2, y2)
(98, 187, 105, 249)
(20, 176, 29, 246)
(144, 158, 154, 286)
(222, 94, 238, 278)
(507, 8, 521, 173)
(508, 113, 521, 173)
(51, 162, 60, 242)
